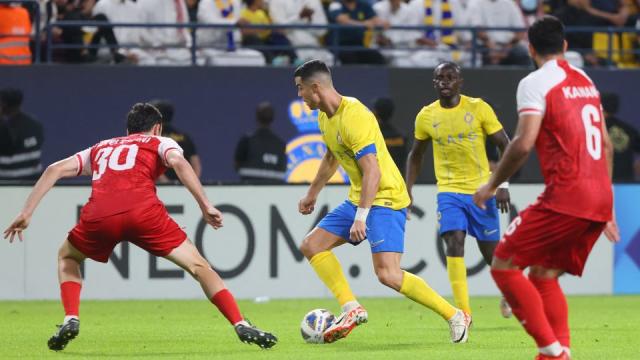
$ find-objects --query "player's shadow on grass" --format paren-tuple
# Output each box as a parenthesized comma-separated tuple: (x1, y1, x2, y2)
(60, 351, 212, 357)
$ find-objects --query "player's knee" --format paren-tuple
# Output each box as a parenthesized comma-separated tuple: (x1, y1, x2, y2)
(299, 237, 317, 259)
(444, 238, 465, 257)
(375, 267, 402, 289)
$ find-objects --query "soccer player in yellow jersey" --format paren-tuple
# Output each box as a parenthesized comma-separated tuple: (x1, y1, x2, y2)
(294, 60, 471, 344)
(406, 62, 512, 322)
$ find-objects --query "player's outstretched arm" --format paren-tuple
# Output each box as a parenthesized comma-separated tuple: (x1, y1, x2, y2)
(405, 139, 429, 205)
(601, 116, 620, 243)
(166, 150, 223, 229)
(299, 150, 338, 215)
(3, 156, 80, 243)
(349, 153, 381, 242)
(474, 114, 543, 209)
(488, 129, 512, 213)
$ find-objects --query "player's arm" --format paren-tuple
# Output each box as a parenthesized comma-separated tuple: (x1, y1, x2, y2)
(350, 152, 381, 242)
(473, 114, 542, 209)
(3, 156, 80, 243)
(166, 150, 223, 229)
(299, 150, 339, 215)
(405, 138, 430, 206)
(189, 154, 202, 179)
(487, 129, 512, 213)
(601, 116, 621, 242)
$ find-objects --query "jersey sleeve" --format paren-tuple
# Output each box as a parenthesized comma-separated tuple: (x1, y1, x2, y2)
(480, 100, 503, 135)
(516, 75, 546, 116)
(157, 137, 184, 166)
(414, 109, 431, 141)
(74, 148, 92, 176)
(342, 107, 378, 160)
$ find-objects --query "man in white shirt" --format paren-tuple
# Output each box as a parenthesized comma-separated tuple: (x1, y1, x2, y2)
(136, 0, 194, 66)
(197, 0, 265, 66)
(269, 0, 334, 64)
(91, 0, 143, 63)
(466, 0, 529, 65)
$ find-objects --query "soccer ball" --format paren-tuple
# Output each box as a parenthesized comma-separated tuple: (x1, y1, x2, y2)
(300, 308, 335, 344)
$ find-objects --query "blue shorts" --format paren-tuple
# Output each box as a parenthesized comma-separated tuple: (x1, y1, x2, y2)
(317, 200, 407, 253)
(437, 192, 500, 241)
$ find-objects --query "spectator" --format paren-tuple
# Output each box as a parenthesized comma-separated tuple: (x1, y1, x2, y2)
(149, 99, 202, 183)
(373, 0, 419, 49)
(197, 0, 266, 66)
(239, 0, 297, 64)
(519, 0, 545, 25)
(269, 0, 335, 64)
(0, 3, 32, 65)
(185, 0, 199, 22)
(234, 102, 287, 183)
(372, 97, 407, 173)
(466, 0, 530, 66)
(135, 0, 193, 65)
(90, 0, 140, 64)
(0, 88, 44, 180)
(327, 0, 388, 65)
(601, 93, 640, 182)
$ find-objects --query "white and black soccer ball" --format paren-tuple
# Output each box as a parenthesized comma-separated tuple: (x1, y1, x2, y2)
(300, 308, 335, 344)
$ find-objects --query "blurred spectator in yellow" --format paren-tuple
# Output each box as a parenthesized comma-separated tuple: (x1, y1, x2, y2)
(239, 0, 297, 64)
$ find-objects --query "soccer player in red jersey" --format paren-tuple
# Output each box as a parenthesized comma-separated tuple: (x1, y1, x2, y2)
(473, 16, 620, 360)
(3, 103, 277, 351)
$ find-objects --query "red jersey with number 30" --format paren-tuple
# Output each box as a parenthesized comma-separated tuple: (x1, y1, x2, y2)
(74, 134, 183, 219)
(516, 59, 612, 222)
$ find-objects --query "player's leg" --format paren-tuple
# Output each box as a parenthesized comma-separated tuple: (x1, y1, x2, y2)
(48, 239, 86, 351)
(529, 266, 569, 357)
(438, 193, 472, 315)
(164, 239, 277, 349)
(489, 207, 565, 358)
(300, 201, 358, 313)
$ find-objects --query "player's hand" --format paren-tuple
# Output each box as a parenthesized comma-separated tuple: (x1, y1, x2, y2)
(349, 220, 367, 243)
(203, 206, 223, 229)
(604, 213, 620, 243)
(496, 188, 511, 213)
(299, 194, 317, 215)
(3, 212, 31, 243)
(473, 183, 495, 210)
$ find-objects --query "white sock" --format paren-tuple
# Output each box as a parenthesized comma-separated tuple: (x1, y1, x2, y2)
(341, 301, 360, 313)
(539, 341, 563, 356)
(563, 346, 571, 357)
(233, 320, 249, 327)
(63, 315, 78, 325)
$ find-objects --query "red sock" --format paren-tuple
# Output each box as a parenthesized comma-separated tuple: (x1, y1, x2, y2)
(210, 289, 243, 325)
(530, 275, 570, 348)
(491, 269, 558, 348)
(60, 281, 82, 316)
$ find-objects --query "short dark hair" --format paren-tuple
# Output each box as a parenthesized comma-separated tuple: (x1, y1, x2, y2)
(528, 16, 565, 56)
(148, 99, 174, 123)
(256, 101, 274, 126)
(372, 97, 394, 123)
(434, 61, 461, 76)
(601, 92, 619, 115)
(294, 59, 331, 81)
(127, 103, 163, 134)
(0, 88, 24, 110)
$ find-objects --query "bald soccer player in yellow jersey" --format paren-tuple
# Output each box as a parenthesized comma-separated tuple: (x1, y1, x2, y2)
(406, 62, 512, 322)
(293, 60, 471, 345)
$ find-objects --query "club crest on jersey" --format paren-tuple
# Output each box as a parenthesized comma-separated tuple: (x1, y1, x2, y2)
(464, 112, 474, 124)
(336, 133, 344, 146)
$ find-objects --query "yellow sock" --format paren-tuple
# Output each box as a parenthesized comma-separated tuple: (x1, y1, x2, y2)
(447, 256, 471, 314)
(399, 271, 457, 320)
(309, 251, 356, 306)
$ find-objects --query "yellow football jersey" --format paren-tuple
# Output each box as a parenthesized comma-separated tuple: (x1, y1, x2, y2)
(318, 97, 410, 210)
(414, 95, 503, 194)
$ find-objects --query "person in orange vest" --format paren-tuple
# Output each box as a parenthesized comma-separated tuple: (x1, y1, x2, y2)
(0, 3, 32, 65)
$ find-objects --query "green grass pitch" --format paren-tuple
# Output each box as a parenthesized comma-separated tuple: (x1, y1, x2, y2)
(2, 296, 638, 359)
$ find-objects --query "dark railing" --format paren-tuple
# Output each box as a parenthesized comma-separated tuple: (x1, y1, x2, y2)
(1, 1, 638, 67)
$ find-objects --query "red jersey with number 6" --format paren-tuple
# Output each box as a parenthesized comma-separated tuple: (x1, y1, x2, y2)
(74, 134, 183, 220)
(516, 59, 612, 222)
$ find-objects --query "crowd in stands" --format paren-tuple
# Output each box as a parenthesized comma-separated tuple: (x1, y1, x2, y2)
(0, 0, 639, 66)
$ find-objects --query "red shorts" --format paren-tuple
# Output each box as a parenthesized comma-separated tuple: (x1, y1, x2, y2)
(494, 203, 606, 276)
(68, 202, 186, 263)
